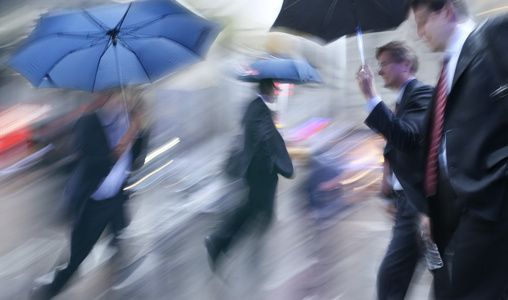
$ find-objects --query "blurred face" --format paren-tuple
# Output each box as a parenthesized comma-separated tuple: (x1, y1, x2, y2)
(377, 51, 409, 90)
(261, 83, 277, 103)
(413, 4, 455, 52)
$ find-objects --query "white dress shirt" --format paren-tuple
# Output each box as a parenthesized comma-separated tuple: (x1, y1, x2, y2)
(91, 107, 132, 201)
(438, 19, 476, 177)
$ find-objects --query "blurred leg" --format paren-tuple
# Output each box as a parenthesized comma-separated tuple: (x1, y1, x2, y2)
(377, 195, 421, 300)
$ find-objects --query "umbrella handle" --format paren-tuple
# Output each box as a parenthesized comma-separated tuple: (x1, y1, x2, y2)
(114, 45, 131, 127)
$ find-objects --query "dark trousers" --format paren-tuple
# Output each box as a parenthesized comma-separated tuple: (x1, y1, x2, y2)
(430, 176, 508, 299)
(211, 165, 278, 255)
(377, 192, 421, 300)
(48, 193, 125, 295)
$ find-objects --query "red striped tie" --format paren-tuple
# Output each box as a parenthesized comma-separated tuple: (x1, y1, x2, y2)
(424, 59, 449, 196)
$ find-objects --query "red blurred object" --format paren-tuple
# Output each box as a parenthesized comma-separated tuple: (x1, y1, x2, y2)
(0, 127, 32, 151)
(274, 82, 294, 96)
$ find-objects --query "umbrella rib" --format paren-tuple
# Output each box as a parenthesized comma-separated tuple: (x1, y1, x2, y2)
(121, 33, 204, 58)
(115, 2, 133, 30)
(14, 32, 104, 50)
(116, 38, 153, 82)
(283, 0, 304, 10)
(81, 9, 111, 32)
(369, 0, 393, 23)
(120, 14, 179, 32)
(34, 39, 107, 87)
(90, 40, 114, 92)
(324, 0, 338, 26)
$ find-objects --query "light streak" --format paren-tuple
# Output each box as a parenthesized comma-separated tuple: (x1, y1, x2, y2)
(124, 160, 173, 191)
(144, 137, 180, 163)
(165, 174, 190, 188)
(341, 169, 375, 185)
(476, 5, 508, 16)
(353, 177, 380, 191)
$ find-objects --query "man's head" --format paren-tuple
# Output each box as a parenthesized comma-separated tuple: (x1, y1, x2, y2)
(375, 41, 418, 89)
(411, 0, 470, 52)
(258, 79, 278, 102)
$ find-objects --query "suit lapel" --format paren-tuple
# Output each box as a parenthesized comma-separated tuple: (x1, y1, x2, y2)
(384, 81, 416, 155)
(397, 79, 416, 117)
(91, 112, 111, 152)
(452, 31, 483, 89)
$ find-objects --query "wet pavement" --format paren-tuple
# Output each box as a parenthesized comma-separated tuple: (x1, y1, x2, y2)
(0, 125, 434, 300)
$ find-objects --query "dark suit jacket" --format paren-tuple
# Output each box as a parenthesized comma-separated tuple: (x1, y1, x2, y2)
(233, 97, 293, 179)
(365, 79, 433, 214)
(64, 112, 147, 217)
(422, 17, 508, 222)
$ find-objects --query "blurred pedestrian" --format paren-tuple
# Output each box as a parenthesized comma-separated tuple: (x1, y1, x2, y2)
(356, 41, 433, 300)
(410, 0, 508, 298)
(204, 78, 294, 272)
(29, 88, 149, 300)
(306, 153, 345, 227)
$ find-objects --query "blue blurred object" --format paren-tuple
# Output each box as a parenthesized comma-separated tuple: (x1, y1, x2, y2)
(306, 154, 348, 226)
(238, 58, 323, 84)
(7, 0, 221, 92)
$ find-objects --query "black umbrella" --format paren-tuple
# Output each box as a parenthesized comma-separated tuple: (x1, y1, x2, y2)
(271, 0, 410, 44)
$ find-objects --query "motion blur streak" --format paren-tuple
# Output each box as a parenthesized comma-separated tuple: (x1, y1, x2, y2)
(144, 137, 180, 164)
(124, 160, 173, 191)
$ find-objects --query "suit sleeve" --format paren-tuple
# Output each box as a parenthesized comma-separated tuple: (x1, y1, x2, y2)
(131, 129, 150, 171)
(246, 107, 275, 169)
(365, 85, 433, 151)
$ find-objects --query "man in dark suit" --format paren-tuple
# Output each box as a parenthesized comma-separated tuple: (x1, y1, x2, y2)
(204, 78, 293, 271)
(356, 41, 433, 300)
(411, 0, 508, 298)
(30, 89, 148, 300)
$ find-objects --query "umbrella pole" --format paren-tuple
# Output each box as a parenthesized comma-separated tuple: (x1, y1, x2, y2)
(356, 27, 365, 71)
(114, 44, 131, 126)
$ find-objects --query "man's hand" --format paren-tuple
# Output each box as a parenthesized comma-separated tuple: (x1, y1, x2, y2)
(355, 65, 378, 101)
(419, 213, 434, 242)
(111, 113, 141, 161)
(384, 202, 397, 221)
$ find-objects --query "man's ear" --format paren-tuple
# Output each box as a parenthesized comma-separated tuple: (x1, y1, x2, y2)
(443, 1, 456, 22)
(403, 60, 412, 73)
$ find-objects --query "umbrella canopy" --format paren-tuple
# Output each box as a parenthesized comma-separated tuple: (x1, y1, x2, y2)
(7, 0, 221, 92)
(271, 0, 410, 44)
(238, 58, 323, 84)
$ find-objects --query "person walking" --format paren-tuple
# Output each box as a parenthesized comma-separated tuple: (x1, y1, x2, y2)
(410, 0, 508, 298)
(30, 89, 149, 300)
(204, 78, 293, 272)
(356, 41, 433, 300)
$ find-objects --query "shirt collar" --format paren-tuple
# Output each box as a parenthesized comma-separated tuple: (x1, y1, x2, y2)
(396, 78, 416, 104)
(257, 93, 274, 103)
(444, 19, 476, 59)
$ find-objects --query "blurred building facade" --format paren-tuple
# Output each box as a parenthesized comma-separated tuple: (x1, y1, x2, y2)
(0, 0, 507, 155)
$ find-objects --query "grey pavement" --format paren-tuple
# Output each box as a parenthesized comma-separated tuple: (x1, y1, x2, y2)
(0, 126, 435, 300)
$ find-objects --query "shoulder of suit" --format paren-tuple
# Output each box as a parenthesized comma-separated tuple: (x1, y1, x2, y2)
(250, 97, 270, 111)
(409, 79, 433, 93)
(74, 111, 102, 131)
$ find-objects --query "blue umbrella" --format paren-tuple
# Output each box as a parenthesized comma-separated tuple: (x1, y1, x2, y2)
(7, 0, 221, 92)
(238, 58, 323, 84)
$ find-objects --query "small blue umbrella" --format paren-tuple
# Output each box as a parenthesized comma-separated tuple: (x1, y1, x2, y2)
(7, 0, 221, 92)
(238, 58, 323, 84)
